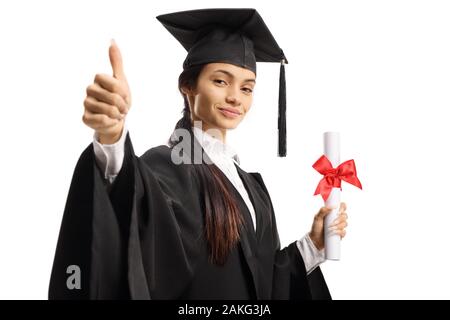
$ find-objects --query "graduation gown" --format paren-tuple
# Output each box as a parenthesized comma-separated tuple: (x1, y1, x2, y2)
(49, 132, 331, 300)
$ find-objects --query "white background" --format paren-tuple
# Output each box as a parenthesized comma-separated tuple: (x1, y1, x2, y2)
(1, 0, 449, 299)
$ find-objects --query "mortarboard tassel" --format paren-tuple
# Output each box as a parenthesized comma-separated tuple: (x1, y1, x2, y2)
(278, 59, 287, 157)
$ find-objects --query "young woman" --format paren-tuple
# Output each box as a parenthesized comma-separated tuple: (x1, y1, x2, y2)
(49, 8, 348, 300)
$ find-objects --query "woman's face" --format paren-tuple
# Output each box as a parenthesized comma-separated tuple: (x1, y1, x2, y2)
(183, 62, 256, 135)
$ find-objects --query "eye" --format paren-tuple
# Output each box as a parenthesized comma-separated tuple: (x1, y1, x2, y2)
(242, 87, 253, 94)
(213, 79, 227, 85)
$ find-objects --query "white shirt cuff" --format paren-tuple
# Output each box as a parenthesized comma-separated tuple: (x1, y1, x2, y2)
(92, 125, 128, 184)
(296, 233, 326, 275)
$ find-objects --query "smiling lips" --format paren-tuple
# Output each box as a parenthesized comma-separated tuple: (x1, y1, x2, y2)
(218, 106, 241, 119)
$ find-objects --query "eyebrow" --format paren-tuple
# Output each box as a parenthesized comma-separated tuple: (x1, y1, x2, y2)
(212, 69, 256, 83)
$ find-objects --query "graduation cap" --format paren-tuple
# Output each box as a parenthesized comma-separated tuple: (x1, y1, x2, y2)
(156, 8, 288, 157)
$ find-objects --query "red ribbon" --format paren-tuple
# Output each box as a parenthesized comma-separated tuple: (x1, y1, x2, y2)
(313, 155, 362, 201)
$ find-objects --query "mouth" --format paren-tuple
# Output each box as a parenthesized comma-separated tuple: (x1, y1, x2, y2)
(217, 106, 241, 119)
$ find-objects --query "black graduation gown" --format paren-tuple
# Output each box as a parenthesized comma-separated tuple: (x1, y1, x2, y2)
(49, 132, 331, 300)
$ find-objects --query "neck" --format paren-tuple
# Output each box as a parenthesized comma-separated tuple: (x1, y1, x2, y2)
(192, 122, 227, 143)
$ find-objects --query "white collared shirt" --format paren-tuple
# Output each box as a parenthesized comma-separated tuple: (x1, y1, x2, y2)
(92, 127, 325, 274)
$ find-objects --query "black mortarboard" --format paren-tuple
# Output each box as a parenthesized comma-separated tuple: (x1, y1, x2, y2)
(156, 8, 288, 157)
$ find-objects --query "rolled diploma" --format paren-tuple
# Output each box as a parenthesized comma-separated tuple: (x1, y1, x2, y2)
(324, 132, 341, 260)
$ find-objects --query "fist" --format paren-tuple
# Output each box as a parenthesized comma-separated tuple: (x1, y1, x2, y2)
(82, 39, 131, 144)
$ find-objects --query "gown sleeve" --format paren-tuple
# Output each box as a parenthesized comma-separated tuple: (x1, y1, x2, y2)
(48, 132, 203, 299)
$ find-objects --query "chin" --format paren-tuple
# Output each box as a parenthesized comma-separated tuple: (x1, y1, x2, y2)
(226, 122, 240, 130)
(218, 119, 241, 130)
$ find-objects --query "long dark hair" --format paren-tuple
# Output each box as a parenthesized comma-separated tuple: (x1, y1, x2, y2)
(168, 65, 243, 266)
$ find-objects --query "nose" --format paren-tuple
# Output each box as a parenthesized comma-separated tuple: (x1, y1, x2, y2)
(225, 86, 242, 106)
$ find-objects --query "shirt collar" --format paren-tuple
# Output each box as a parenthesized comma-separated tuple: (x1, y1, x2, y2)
(192, 126, 240, 165)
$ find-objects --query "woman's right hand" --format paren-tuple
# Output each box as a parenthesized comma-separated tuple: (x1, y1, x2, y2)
(83, 40, 131, 144)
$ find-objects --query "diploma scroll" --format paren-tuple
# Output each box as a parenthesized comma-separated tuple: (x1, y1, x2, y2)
(324, 132, 341, 260)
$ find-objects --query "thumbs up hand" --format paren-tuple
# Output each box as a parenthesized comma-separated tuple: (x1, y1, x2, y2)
(83, 40, 132, 144)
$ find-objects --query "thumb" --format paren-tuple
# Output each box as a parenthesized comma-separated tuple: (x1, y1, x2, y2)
(109, 39, 126, 80)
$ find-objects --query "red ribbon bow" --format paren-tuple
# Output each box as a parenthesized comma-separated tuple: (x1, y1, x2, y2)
(313, 155, 362, 201)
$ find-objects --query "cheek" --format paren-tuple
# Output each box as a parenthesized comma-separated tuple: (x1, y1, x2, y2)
(204, 86, 226, 103)
(243, 97, 253, 114)
(194, 88, 223, 112)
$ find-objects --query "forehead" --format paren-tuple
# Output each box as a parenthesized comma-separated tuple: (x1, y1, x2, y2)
(202, 62, 256, 79)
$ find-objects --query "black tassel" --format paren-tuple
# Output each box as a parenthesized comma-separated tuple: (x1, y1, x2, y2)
(278, 59, 286, 157)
